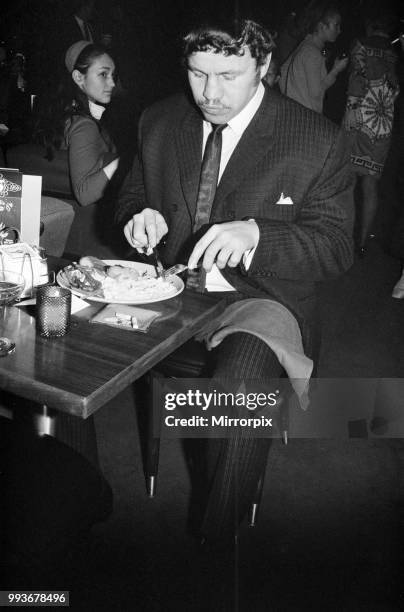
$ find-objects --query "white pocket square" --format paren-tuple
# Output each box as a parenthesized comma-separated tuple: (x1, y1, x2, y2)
(276, 192, 294, 205)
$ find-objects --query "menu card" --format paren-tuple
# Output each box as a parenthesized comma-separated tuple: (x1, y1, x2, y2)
(0, 168, 42, 245)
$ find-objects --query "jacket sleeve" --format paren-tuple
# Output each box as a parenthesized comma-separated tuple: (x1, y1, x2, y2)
(246, 128, 354, 282)
(67, 117, 115, 206)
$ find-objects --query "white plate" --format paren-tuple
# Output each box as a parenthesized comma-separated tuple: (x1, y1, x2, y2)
(57, 259, 184, 305)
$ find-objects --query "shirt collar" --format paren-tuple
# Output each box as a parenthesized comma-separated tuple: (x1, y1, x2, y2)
(227, 81, 265, 136)
(89, 100, 105, 120)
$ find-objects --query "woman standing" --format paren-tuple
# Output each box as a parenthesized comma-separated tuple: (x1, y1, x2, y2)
(35, 40, 119, 206)
(279, 1, 348, 114)
(343, 10, 400, 253)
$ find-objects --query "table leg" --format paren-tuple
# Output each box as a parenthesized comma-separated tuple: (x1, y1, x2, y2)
(33, 404, 56, 437)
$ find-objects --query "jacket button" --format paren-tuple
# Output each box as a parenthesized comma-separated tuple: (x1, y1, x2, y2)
(227, 210, 235, 219)
(171, 204, 179, 211)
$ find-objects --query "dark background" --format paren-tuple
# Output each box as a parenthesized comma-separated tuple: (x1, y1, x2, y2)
(1, 0, 402, 103)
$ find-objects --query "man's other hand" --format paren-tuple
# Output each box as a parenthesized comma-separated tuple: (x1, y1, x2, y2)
(188, 220, 259, 272)
(124, 208, 168, 252)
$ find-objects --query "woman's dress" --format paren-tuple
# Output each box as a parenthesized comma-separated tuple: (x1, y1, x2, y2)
(343, 36, 399, 178)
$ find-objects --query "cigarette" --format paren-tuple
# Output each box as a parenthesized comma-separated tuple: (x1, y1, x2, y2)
(392, 36, 403, 44)
(115, 312, 131, 320)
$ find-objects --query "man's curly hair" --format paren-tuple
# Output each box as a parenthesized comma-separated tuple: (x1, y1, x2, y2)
(182, 19, 276, 67)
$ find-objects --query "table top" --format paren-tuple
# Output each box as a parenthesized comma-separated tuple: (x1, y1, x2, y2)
(0, 263, 226, 418)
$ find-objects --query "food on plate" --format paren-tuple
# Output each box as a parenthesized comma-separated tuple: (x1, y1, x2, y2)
(62, 257, 177, 301)
(63, 264, 103, 293)
(79, 255, 125, 278)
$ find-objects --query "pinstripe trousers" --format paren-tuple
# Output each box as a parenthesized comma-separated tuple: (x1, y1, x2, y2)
(199, 331, 284, 540)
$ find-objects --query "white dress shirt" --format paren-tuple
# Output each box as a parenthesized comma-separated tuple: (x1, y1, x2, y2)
(202, 82, 265, 292)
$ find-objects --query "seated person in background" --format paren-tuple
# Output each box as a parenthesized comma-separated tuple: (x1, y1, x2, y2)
(33, 41, 119, 206)
(0, 47, 30, 148)
(0, 46, 9, 137)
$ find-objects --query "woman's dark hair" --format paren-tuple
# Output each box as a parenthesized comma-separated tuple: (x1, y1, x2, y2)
(297, 1, 341, 37)
(33, 43, 112, 161)
(182, 19, 276, 68)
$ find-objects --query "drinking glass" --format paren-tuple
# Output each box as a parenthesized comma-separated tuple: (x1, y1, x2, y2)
(0, 270, 25, 356)
(36, 285, 71, 338)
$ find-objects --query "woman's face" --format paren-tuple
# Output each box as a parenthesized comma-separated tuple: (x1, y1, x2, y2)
(73, 54, 116, 104)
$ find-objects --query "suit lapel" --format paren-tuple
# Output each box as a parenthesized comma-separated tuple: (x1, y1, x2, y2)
(175, 88, 279, 218)
(215, 88, 278, 205)
(175, 106, 203, 219)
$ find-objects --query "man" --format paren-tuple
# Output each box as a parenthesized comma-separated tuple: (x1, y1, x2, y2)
(115, 18, 354, 540)
(279, 1, 348, 113)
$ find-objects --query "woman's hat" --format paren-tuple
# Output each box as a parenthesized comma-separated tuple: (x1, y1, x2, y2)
(65, 40, 92, 73)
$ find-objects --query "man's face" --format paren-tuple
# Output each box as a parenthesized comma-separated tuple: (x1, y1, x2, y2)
(320, 13, 342, 43)
(187, 47, 270, 124)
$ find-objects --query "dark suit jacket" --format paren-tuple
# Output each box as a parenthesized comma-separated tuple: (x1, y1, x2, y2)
(116, 86, 354, 335)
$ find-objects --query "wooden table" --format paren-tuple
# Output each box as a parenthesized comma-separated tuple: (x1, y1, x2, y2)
(0, 265, 226, 419)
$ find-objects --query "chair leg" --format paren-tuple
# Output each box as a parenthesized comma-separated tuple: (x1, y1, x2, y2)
(248, 462, 268, 527)
(146, 371, 162, 498)
(33, 405, 56, 437)
(146, 438, 160, 498)
(279, 397, 289, 445)
(248, 395, 290, 527)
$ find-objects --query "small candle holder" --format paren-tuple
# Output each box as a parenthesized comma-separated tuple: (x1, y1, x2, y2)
(36, 285, 71, 338)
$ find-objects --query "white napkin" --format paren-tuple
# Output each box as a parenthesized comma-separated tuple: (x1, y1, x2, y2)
(15, 293, 90, 314)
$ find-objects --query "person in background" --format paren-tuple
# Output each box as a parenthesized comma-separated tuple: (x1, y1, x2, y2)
(115, 15, 354, 576)
(343, 8, 400, 255)
(263, 55, 281, 90)
(0, 45, 10, 138)
(34, 41, 119, 207)
(275, 7, 300, 66)
(279, 0, 348, 113)
(387, 33, 404, 296)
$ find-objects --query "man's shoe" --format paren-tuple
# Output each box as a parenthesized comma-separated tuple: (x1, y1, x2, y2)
(392, 267, 404, 299)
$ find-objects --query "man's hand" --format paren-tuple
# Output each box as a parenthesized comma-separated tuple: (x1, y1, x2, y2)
(123, 208, 168, 252)
(188, 220, 259, 272)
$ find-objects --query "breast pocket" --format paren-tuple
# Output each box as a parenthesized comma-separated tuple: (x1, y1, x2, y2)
(264, 202, 298, 222)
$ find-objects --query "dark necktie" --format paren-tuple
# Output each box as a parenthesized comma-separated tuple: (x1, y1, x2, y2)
(186, 122, 227, 292)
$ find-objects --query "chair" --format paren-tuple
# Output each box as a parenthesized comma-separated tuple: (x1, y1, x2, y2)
(6, 142, 122, 260)
(40, 196, 75, 257)
(6, 144, 75, 257)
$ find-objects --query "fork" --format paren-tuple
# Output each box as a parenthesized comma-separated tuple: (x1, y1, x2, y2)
(163, 263, 188, 278)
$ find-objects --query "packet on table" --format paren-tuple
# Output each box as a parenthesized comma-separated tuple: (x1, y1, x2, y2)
(90, 304, 162, 332)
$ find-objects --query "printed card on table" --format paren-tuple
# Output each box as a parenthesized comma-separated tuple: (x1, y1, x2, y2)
(0, 168, 42, 245)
